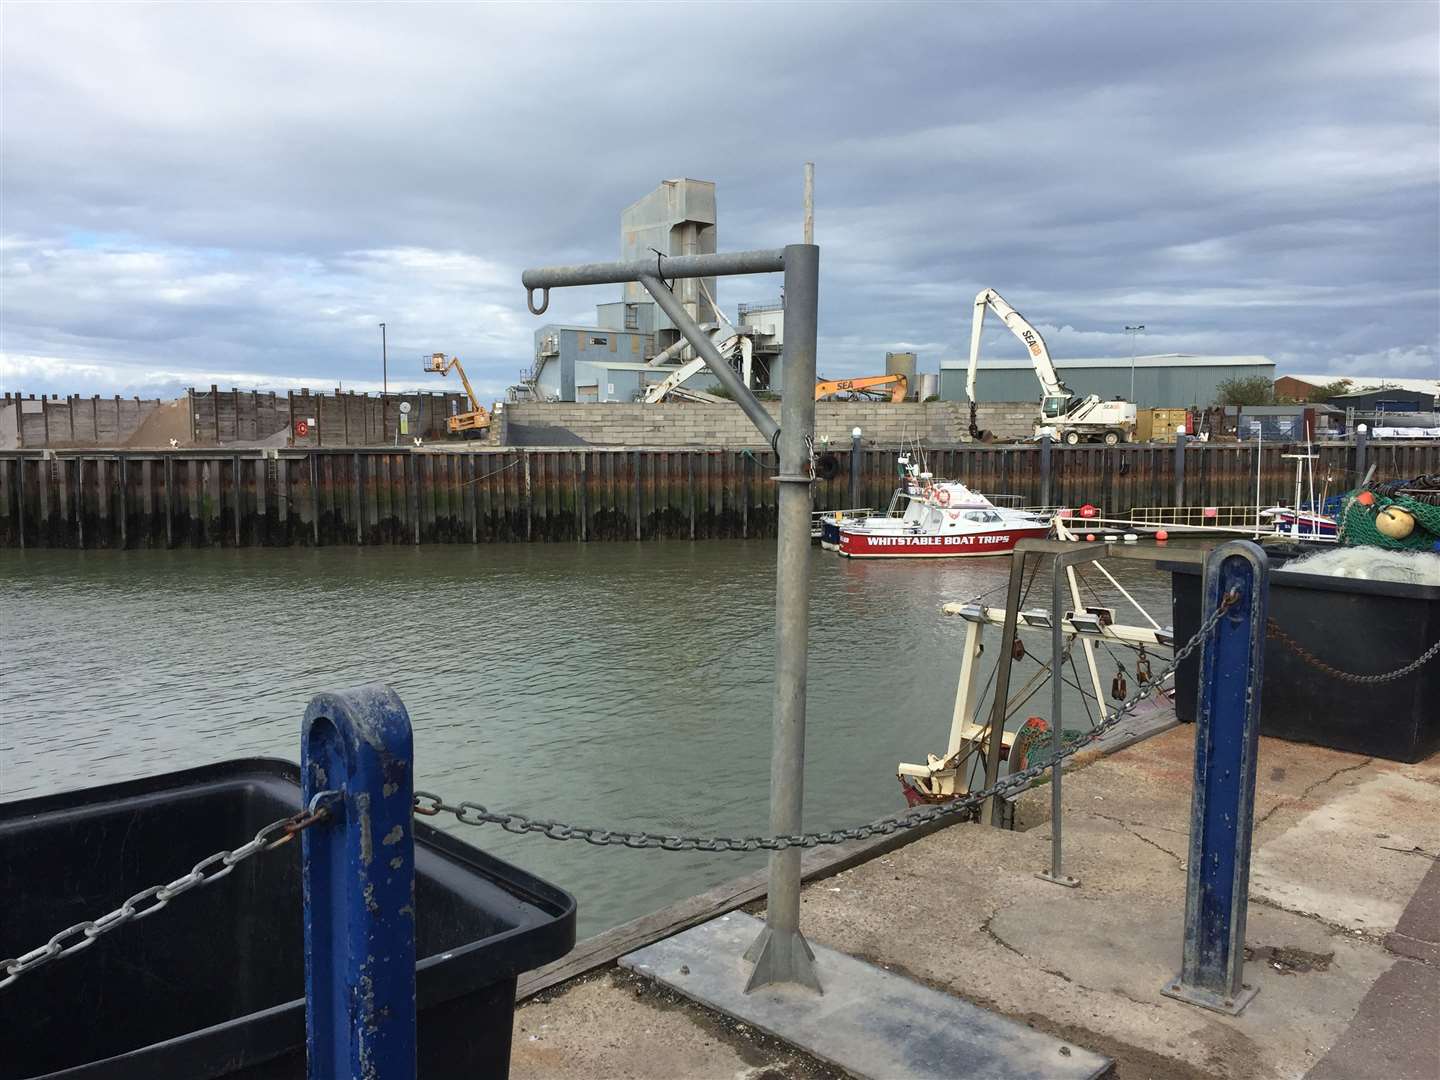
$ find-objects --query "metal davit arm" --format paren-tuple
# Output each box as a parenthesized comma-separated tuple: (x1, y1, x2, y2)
(520, 248, 786, 451)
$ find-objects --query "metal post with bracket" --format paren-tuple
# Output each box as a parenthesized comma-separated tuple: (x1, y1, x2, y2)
(1163, 540, 1268, 1015)
(302, 684, 418, 1079)
(521, 243, 822, 993)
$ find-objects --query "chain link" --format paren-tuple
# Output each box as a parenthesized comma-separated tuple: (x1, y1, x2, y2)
(416, 594, 1239, 853)
(0, 790, 340, 991)
(0, 591, 1255, 992)
(1266, 619, 1440, 685)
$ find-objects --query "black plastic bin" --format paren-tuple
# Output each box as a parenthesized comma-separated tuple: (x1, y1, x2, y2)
(1, 759, 576, 1079)
(1167, 553, 1440, 762)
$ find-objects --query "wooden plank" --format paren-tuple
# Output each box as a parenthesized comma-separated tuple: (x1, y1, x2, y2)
(255, 455, 268, 546)
(354, 452, 365, 545)
(277, 456, 290, 536)
(186, 459, 200, 544)
(73, 458, 85, 549)
(408, 453, 420, 544)
(523, 451, 533, 541)
(233, 455, 242, 547)
(163, 457, 174, 548)
(118, 457, 129, 549)
(16, 458, 26, 549)
(465, 454, 477, 544)
(741, 451, 750, 538)
(310, 454, 320, 546)
(579, 453, 589, 542)
(515, 812, 967, 1002)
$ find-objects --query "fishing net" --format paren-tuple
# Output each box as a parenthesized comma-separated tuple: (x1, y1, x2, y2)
(1338, 475, 1440, 552)
(1008, 718, 1087, 772)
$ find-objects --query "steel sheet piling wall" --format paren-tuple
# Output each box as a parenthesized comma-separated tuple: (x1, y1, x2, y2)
(2, 442, 1436, 548)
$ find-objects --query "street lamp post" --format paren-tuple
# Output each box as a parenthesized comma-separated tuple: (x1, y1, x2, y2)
(1125, 324, 1145, 403)
(379, 323, 388, 395)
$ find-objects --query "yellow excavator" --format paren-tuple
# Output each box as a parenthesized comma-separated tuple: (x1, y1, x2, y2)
(424, 353, 490, 437)
(814, 373, 908, 402)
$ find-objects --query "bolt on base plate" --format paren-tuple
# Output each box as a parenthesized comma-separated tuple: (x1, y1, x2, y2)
(744, 925, 821, 995)
(1035, 870, 1081, 888)
(1161, 978, 1258, 1016)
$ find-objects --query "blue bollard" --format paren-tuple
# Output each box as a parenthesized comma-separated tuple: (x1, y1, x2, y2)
(302, 684, 417, 1079)
(1163, 540, 1268, 1015)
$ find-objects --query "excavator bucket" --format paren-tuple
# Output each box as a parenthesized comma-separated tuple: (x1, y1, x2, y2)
(967, 403, 996, 443)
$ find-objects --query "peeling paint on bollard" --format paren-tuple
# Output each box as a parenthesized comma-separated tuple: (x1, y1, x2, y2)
(1163, 541, 1268, 1015)
(302, 684, 417, 1079)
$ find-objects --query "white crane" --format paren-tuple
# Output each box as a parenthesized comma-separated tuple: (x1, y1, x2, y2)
(966, 288, 1136, 445)
(643, 280, 752, 403)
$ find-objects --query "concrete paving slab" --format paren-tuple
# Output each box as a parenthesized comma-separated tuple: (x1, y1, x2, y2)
(1251, 771, 1440, 932)
(619, 911, 1110, 1080)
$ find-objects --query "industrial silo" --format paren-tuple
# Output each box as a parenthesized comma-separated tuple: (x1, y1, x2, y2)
(885, 352, 918, 400)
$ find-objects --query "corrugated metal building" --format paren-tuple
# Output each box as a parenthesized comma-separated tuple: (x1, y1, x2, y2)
(1281, 374, 1439, 405)
(1324, 387, 1435, 414)
(531, 325, 722, 402)
(938, 354, 1275, 409)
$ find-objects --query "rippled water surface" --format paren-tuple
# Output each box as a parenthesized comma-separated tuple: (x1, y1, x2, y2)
(0, 542, 1172, 936)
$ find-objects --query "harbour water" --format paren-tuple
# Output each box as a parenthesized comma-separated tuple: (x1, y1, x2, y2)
(0, 542, 1174, 936)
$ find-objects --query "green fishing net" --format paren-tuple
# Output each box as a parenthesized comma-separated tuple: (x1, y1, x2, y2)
(1338, 480, 1440, 552)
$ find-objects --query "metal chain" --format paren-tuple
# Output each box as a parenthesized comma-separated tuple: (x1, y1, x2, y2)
(1266, 619, 1440, 685)
(415, 594, 1238, 852)
(0, 790, 340, 991)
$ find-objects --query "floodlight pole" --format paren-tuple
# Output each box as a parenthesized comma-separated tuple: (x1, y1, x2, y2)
(1126, 325, 1144, 403)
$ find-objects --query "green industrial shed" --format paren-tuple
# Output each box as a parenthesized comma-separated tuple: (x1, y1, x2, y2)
(938, 354, 1275, 410)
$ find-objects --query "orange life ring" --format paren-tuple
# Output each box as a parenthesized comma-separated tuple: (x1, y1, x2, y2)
(935, 488, 951, 507)
(295, 420, 309, 437)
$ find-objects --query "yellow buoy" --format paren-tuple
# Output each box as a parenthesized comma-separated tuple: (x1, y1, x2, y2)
(1376, 506, 1416, 539)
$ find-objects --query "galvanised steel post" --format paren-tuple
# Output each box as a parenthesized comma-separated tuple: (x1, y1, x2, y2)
(1037, 547, 1104, 887)
(519, 245, 815, 991)
(303, 684, 417, 1079)
(744, 243, 821, 994)
(1174, 433, 1188, 507)
(849, 427, 862, 509)
(1163, 540, 1268, 1015)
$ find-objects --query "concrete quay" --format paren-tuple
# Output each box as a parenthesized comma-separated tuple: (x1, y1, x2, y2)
(510, 727, 1440, 1080)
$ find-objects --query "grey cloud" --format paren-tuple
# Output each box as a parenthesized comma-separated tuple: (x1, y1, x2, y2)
(1, 0, 1436, 399)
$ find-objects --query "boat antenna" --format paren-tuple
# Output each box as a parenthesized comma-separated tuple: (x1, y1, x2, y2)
(1254, 423, 1263, 538)
(1305, 421, 1317, 540)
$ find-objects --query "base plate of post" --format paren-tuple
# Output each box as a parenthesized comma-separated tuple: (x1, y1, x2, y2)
(621, 911, 1112, 1080)
(1160, 977, 1258, 1016)
(1035, 870, 1081, 888)
(743, 924, 821, 994)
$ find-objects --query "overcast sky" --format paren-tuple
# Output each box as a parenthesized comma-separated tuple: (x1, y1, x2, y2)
(2, 1, 1437, 400)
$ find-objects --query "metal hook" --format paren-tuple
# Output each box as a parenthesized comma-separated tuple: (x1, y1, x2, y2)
(649, 248, 674, 293)
(526, 287, 550, 315)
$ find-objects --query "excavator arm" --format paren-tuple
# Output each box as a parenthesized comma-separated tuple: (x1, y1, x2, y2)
(966, 288, 1072, 439)
(815, 373, 908, 402)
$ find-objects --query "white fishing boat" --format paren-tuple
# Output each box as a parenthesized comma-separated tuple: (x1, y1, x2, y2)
(834, 471, 1051, 559)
